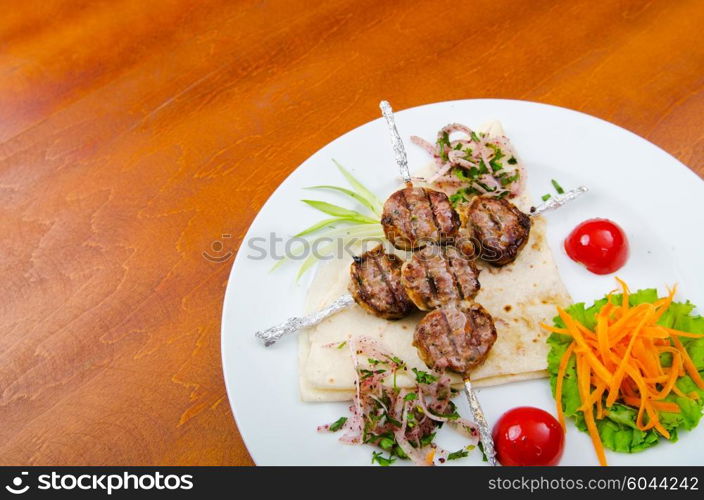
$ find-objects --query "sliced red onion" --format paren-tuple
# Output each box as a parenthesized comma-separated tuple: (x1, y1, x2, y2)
(410, 136, 436, 156)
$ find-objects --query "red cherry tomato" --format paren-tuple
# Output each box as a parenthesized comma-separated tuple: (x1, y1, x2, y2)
(564, 218, 629, 275)
(492, 406, 564, 466)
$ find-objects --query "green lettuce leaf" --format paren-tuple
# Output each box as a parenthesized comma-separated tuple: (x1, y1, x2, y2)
(547, 288, 704, 454)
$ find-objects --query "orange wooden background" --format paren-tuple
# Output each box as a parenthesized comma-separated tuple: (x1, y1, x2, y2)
(1, 0, 702, 465)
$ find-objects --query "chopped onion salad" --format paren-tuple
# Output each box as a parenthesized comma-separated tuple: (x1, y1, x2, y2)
(319, 337, 479, 466)
(411, 124, 524, 206)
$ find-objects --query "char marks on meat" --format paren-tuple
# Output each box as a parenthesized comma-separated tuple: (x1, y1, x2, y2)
(464, 195, 531, 267)
(401, 244, 480, 311)
(413, 303, 497, 377)
(348, 245, 416, 320)
(381, 187, 459, 250)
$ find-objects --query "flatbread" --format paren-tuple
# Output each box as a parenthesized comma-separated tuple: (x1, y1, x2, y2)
(298, 122, 571, 402)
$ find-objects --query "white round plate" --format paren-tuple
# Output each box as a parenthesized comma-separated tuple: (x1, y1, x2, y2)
(221, 99, 704, 465)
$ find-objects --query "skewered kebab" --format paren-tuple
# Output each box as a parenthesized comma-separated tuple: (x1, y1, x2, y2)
(413, 302, 499, 465)
(379, 101, 460, 250)
(380, 101, 501, 465)
(255, 242, 478, 345)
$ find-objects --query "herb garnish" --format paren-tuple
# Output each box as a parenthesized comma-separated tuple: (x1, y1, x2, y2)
(437, 131, 451, 162)
(360, 369, 386, 380)
(477, 441, 488, 462)
(551, 179, 565, 194)
(274, 160, 384, 281)
(371, 451, 396, 466)
(329, 417, 348, 432)
(541, 194, 551, 201)
(412, 368, 438, 384)
(447, 449, 470, 460)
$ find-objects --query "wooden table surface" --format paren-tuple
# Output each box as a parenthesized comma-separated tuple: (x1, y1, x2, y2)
(1, 0, 702, 466)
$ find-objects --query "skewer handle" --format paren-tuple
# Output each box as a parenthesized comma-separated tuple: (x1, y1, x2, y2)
(530, 185, 588, 216)
(379, 101, 412, 185)
(463, 377, 498, 466)
(254, 294, 355, 347)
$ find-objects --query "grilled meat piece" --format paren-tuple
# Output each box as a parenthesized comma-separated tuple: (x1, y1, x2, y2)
(413, 303, 497, 376)
(381, 186, 460, 250)
(464, 195, 531, 267)
(348, 245, 416, 320)
(401, 244, 480, 311)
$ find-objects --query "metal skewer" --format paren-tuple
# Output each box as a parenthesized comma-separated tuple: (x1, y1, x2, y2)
(379, 100, 412, 186)
(379, 100, 498, 466)
(463, 377, 497, 466)
(254, 294, 355, 346)
(530, 185, 588, 216)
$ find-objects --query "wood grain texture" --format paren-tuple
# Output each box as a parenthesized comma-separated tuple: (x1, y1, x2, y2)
(0, 0, 701, 465)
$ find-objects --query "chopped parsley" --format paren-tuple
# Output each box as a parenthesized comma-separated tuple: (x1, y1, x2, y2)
(487, 144, 505, 172)
(454, 167, 471, 182)
(386, 355, 405, 367)
(449, 190, 468, 208)
(379, 436, 395, 451)
(328, 416, 348, 432)
(541, 194, 551, 201)
(447, 448, 470, 461)
(551, 179, 565, 194)
(412, 368, 438, 384)
(420, 432, 436, 447)
(477, 441, 488, 462)
(403, 393, 418, 401)
(507, 156, 517, 165)
(371, 451, 396, 466)
(478, 159, 489, 175)
(476, 181, 496, 192)
(360, 368, 386, 380)
(437, 131, 451, 161)
(500, 173, 520, 186)
(336, 341, 347, 349)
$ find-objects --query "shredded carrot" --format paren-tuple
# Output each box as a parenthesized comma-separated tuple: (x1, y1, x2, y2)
(577, 355, 607, 466)
(555, 343, 574, 430)
(544, 278, 703, 466)
(660, 326, 704, 339)
(622, 397, 680, 413)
